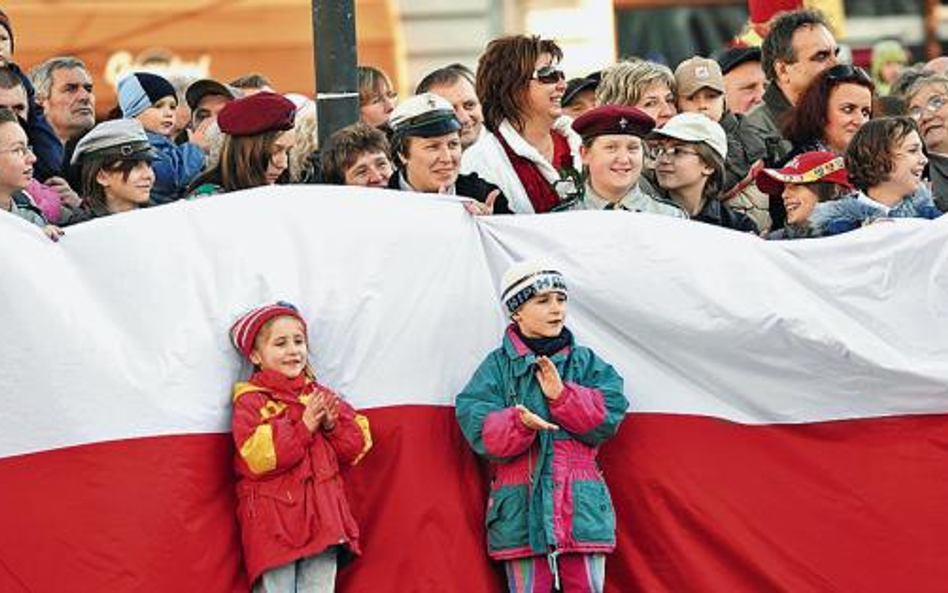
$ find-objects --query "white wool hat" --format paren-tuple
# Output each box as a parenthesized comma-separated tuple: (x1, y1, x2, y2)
(500, 259, 568, 317)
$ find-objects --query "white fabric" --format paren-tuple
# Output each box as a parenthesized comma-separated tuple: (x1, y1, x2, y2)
(460, 116, 582, 213)
(2, 185, 948, 458)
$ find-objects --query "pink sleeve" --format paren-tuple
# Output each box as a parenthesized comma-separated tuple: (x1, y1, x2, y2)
(547, 382, 606, 435)
(482, 407, 536, 459)
(26, 179, 62, 223)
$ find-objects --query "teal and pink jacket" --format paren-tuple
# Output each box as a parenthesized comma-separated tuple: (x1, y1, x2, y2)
(455, 325, 628, 560)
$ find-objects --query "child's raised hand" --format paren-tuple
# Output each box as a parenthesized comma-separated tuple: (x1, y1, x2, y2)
(516, 404, 559, 432)
(320, 389, 340, 432)
(302, 391, 327, 433)
(535, 357, 564, 401)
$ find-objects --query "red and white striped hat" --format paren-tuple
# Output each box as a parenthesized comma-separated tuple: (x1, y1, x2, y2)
(230, 301, 307, 360)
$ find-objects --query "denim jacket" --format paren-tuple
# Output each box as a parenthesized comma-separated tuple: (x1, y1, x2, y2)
(811, 185, 942, 236)
(146, 131, 206, 205)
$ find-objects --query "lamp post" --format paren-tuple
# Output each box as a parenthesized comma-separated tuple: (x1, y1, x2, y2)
(312, 0, 359, 150)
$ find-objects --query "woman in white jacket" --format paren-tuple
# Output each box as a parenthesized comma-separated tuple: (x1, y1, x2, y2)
(461, 35, 583, 214)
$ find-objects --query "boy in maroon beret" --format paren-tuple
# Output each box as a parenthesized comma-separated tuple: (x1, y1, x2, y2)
(571, 105, 685, 215)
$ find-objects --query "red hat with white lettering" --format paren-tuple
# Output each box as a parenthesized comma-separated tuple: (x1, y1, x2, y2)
(230, 301, 307, 360)
(755, 151, 851, 195)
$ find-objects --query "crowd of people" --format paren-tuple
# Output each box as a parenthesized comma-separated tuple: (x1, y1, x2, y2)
(4, 5, 945, 593)
(1, 7, 944, 244)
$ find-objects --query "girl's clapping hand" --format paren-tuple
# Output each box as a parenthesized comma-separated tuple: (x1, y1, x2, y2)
(516, 404, 558, 432)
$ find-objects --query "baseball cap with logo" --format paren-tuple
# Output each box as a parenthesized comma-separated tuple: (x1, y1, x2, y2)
(675, 56, 725, 98)
(649, 112, 728, 161)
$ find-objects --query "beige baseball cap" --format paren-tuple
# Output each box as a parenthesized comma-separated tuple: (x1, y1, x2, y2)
(675, 56, 725, 98)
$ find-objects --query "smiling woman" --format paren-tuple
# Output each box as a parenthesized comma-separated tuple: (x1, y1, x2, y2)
(460, 35, 583, 214)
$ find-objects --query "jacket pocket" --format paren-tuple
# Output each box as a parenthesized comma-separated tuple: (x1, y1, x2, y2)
(485, 484, 529, 552)
(250, 474, 314, 549)
(571, 479, 615, 544)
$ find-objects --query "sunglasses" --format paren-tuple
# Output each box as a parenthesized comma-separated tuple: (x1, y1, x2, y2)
(532, 65, 566, 85)
(825, 64, 872, 85)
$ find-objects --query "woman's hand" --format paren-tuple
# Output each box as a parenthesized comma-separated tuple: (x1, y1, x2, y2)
(463, 189, 499, 216)
(42, 224, 64, 242)
(535, 357, 564, 401)
(516, 404, 558, 431)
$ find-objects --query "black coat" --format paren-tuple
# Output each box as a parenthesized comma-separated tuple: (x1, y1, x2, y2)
(387, 171, 512, 214)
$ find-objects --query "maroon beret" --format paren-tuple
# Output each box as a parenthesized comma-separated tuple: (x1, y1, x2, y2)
(572, 105, 655, 140)
(217, 92, 296, 137)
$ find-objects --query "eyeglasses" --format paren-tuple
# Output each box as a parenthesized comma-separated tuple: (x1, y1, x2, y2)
(0, 144, 32, 158)
(825, 64, 872, 85)
(909, 94, 947, 120)
(649, 144, 700, 159)
(532, 65, 566, 85)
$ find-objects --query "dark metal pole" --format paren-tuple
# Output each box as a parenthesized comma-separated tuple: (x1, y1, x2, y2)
(313, 0, 359, 149)
(924, 0, 939, 61)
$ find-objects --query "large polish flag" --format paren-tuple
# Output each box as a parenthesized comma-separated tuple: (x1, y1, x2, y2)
(2, 186, 948, 593)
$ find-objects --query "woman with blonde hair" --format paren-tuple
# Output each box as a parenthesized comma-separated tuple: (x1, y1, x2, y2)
(596, 59, 677, 127)
(358, 65, 397, 129)
(460, 34, 583, 213)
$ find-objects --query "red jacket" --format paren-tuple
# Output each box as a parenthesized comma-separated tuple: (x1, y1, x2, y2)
(231, 369, 371, 585)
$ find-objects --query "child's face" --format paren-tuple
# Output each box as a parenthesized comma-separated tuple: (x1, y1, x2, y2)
(678, 88, 725, 123)
(136, 96, 177, 137)
(249, 316, 308, 378)
(513, 291, 567, 339)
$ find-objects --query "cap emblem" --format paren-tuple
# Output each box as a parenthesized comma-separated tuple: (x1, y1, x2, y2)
(619, 117, 628, 130)
(695, 66, 710, 79)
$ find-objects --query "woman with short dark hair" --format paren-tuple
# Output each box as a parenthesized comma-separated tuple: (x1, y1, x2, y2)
(460, 35, 582, 213)
(811, 116, 941, 235)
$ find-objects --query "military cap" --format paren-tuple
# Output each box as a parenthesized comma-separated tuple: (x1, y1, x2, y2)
(217, 92, 296, 137)
(389, 92, 460, 138)
(71, 119, 155, 165)
(572, 104, 655, 139)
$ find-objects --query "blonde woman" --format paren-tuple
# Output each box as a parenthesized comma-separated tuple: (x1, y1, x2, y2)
(596, 59, 677, 127)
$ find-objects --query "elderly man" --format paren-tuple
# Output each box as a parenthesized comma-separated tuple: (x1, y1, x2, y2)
(30, 56, 95, 146)
(716, 46, 766, 116)
(905, 71, 948, 212)
(415, 64, 484, 150)
(735, 9, 839, 171)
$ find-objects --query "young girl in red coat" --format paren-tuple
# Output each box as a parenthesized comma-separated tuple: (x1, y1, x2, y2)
(229, 301, 372, 592)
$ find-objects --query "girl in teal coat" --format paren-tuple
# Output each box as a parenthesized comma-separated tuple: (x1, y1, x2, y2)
(456, 260, 629, 593)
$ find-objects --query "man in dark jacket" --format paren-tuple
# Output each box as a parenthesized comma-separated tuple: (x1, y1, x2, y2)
(734, 9, 840, 173)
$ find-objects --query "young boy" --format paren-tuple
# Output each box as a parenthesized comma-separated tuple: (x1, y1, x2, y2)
(455, 260, 629, 593)
(117, 72, 207, 204)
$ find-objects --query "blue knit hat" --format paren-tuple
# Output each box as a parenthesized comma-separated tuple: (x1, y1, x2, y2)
(117, 72, 176, 118)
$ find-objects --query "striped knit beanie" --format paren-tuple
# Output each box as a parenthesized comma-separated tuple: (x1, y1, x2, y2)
(500, 260, 568, 317)
(230, 301, 307, 360)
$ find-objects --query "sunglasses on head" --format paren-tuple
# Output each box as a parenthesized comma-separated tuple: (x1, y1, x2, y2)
(825, 64, 872, 85)
(533, 65, 566, 85)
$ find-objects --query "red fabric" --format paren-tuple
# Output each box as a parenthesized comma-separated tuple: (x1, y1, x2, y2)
(496, 132, 567, 213)
(232, 369, 365, 586)
(6, 409, 948, 591)
(748, 0, 802, 24)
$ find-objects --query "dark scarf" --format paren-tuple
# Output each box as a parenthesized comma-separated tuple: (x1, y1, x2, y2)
(514, 325, 573, 357)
